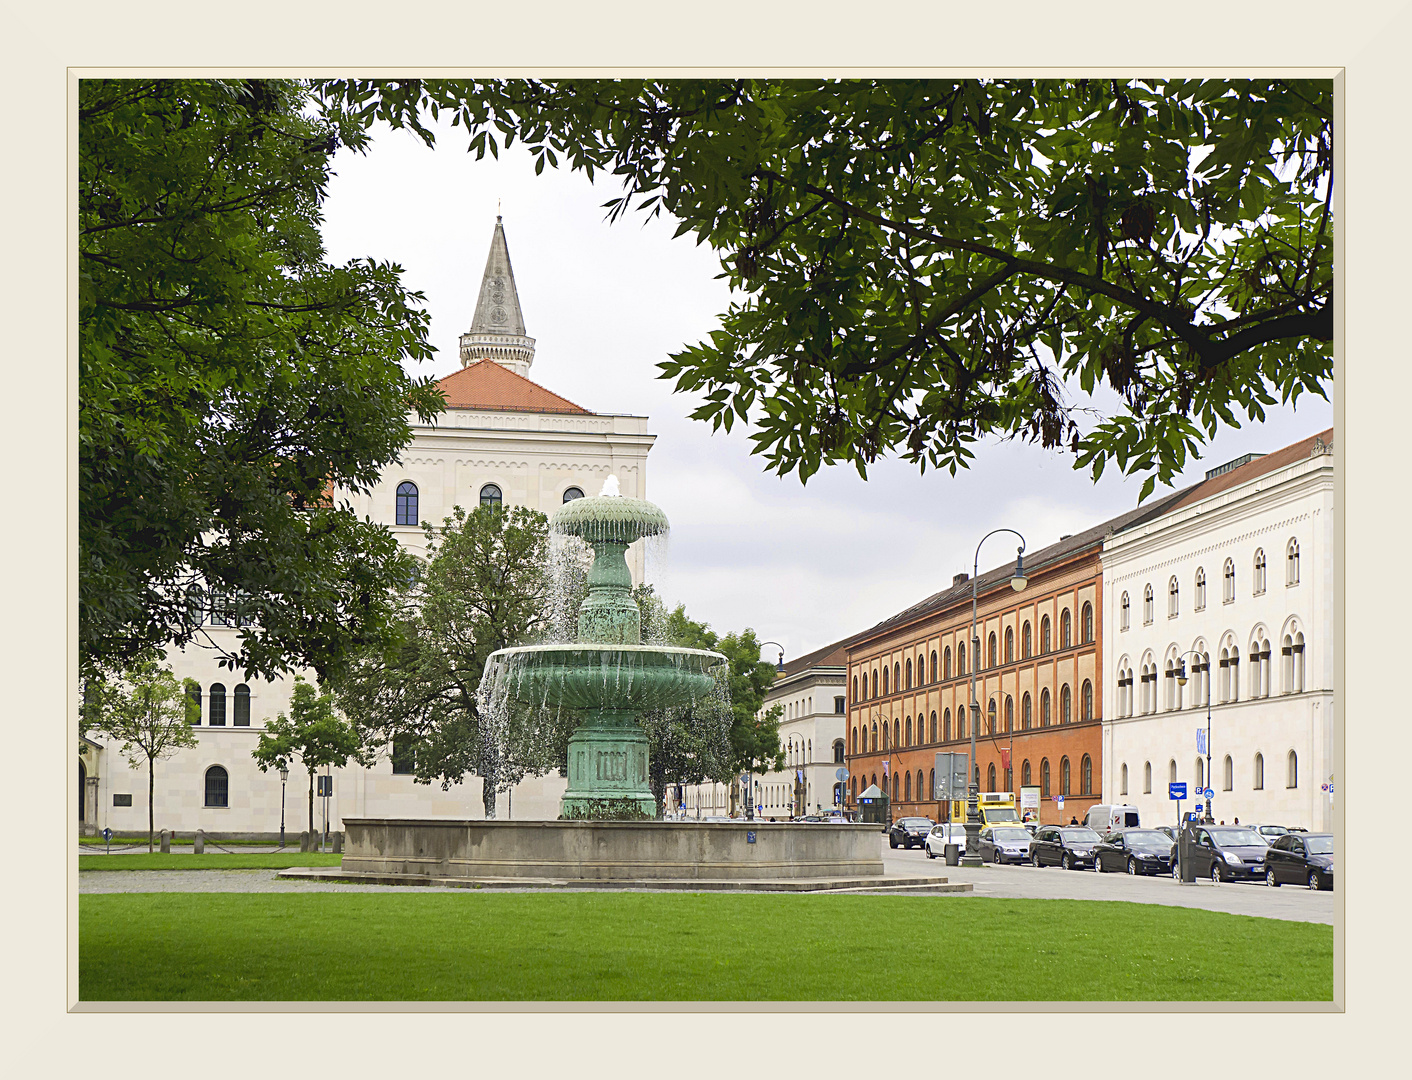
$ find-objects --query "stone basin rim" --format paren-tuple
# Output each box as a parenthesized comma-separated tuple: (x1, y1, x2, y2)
(487, 643, 728, 664)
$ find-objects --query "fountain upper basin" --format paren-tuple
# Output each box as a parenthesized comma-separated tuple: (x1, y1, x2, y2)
(485, 643, 726, 712)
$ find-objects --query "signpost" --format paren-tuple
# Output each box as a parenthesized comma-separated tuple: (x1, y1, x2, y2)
(317, 773, 333, 852)
(102, 826, 112, 854)
(1169, 781, 1187, 829)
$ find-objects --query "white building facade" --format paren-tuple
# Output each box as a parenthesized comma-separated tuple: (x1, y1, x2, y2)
(1100, 430, 1334, 833)
(80, 218, 656, 836)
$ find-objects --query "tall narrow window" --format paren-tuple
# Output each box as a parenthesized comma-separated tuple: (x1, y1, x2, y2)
(395, 481, 419, 526)
(928, 769, 935, 799)
(1120, 763, 1128, 796)
(1195, 567, 1207, 610)
(1195, 757, 1204, 789)
(208, 683, 227, 727)
(1060, 757, 1071, 797)
(392, 737, 416, 774)
(1144, 761, 1152, 793)
(1022, 693, 1032, 730)
(882, 667, 889, 696)
(1060, 610, 1071, 649)
(1080, 680, 1093, 722)
(1022, 622, 1033, 657)
(1254, 549, 1267, 594)
(1254, 753, 1264, 790)
(943, 708, 951, 742)
(1041, 617, 1051, 653)
(1081, 603, 1093, 643)
(1168, 577, 1180, 617)
(233, 684, 250, 727)
(988, 633, 998, 668)
(1022, 760, 1032, 787)
(850, 727, 857, 755)
(1287, 538, 1300, 585)
(1223, 559, 1236, 603)
(480, 484, 503, 509)
(852, 675, 858, 702)
(1041, 688, 1051, 727)
(1143, 585, 1154, 624)
(905, 716, 912, 747)
(1169, 759, 1177, 784)
(1287, 750, 1298, 789)
(905, 772, 912, 800)
(1223, 755, 1233, 791)
(987, 700, 996, 735)
(204, 766, 229, 808)
(987, 764, 996, 793)
(1060, 684, 1071, 724)
(185, 683, 201, 726)
(1081, 755, 1092, 795)
(930, 650, 938, 682)
(894, 663, 900, 693)
(1041, 758, 1051, 797)
(1004, 696, 1013, 732)
(1120, 594, 1130, 631)
(958, 643, 966, 675)
(905, 658, 912, 690)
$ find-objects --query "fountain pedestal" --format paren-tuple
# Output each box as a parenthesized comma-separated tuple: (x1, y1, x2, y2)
(560, 710, 656, 819)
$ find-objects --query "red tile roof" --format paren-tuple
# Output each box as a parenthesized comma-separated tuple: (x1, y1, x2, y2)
(1166, 427, 1333, 512)
(435, 361, 592, 415)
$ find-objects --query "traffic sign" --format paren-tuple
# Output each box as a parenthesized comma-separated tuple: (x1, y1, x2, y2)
(1169, 782, 1187, 800)
(1203, 788, 1214, 799)
(835, 767, 848, 781)
(1195, 802, 1204, 813)
(1056, 796, 1065, 808)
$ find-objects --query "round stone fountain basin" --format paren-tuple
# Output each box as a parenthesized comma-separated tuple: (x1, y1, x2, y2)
(485, 643, 724, 712)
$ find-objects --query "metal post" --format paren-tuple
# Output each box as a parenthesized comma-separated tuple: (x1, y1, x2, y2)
(279, 769, 287, 850)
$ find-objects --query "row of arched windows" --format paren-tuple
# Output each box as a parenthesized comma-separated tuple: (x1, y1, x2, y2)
(1116, 623, 1306, 717)
(852, 603, 1095, 702)
(850, 753, 1095, 803)
(394, 481, 588, 526)
(1121, 541, 1301, 631)
(1120, 751, 1299, 795)
(848, 680, 1096, 755)
(187, 683, 250, 727)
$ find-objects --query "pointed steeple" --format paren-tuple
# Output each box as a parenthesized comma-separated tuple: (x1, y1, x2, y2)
(459, 215, 537, 375)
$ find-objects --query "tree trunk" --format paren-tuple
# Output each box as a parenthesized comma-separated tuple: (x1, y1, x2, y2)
(148, 757, 155, 852)
(308, 769, 315, 838)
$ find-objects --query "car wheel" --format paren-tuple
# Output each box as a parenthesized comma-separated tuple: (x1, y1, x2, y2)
(925, 846, 935, 859)
(1062, 853, 1073, 871)
(1211, 862, 1222, 883)
(1095, 855, 1104, 873)
(889, 836, 897, 849)
(1128, 857, 1139, 876)
(1266, 868, 1280, 887)
(1308, 870, 1322, 891)
(1032, 852, 1042, 868)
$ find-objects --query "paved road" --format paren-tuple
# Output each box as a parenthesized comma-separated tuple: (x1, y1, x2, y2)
(879, 841, 1334, 924)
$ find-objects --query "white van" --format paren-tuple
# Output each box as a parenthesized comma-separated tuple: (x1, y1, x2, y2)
(1085, 804, 1141, 835)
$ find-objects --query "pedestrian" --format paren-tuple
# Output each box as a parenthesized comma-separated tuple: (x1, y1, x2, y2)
(1220, 819, 1225, 825)
(1069, 815, 1078, 825)
(1233, 817, 1240, 825)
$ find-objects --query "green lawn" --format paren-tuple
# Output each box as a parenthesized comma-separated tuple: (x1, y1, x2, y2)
(79, 853, 342, 870)
(79, 893, 1332, 1001)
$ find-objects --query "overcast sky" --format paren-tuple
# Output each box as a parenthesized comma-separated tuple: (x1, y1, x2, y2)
(320, 117, 1333, 662)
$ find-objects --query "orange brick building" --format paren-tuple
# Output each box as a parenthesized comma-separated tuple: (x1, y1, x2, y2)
(844, 502, 1178, 827)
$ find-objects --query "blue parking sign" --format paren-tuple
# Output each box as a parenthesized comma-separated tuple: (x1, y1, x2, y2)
(1169, 782, 1187, 800)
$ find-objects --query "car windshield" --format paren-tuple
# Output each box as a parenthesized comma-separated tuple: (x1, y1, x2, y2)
(1062, 828, 1101, 843)
(1304, 836, 1334, 855)
(985, 809, 1021, 822)
(1124, 831, 1172, 851)
(1259, 826, 1288, 836)
(1209, 828, 1266, 847)
(901, 818, 932, 827)
(990, 829, 1029, 843)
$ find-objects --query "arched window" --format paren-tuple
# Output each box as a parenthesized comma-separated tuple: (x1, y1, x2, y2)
(480, 484, 503, 509)
(1040, 688, 1051, 727)
(833, 739, 845, 764)
(1040, 758, 1051, 797)
(1060, 609, 1071, 649)
(1287, 750, 1298, 789)
(1253, 549, 1267, 594)
(871, 722, 878, 753)
(1040, 617, 1051, 653)
(1120, 762, 1128, 796)
(987, 699, 996, 735)
(1195, 757, 1204, 790)
(1004, 627, 1014, 663)
(233, 684, 250, 727)
(1169, 759, 1178, 784)
(562, 486, 585, 503)
(892, 772, 900, 802)
(1287, 538, 1300, 585)
(1254, 752, 1264, 790)
(208, 683, 227, 727)
(930, 650, 938, 682)
(987, 763, 996, 793)
(1022, 759, 1032, 787)
(185, 683, 201, 725)
(905, 716, 913, 747)
(929, 711, 937, 743)
(1081, 755, 1092, 795)
(1021, 692, 1032, 730)
(906, 658, 914, 689)
(958, 643, 966, 675)
(917, 654, 926, 686)
(850, 727, 857, 755)
(943, 647, 952, 680)
(204, 765, 229, 808)
(852, 675, 858, 702)
(1081, 602, 1093, 643)
(852, 777, 858, 800)
(882, 723, 889, 751)
(1120, 593, 1130, 631)
(1080, 680, 1093, 722)
(1022, 621, 1033, 657)
(1168, 576, 1179, 617)
(904, 772, 912, 800)
(928, 769, 935, 800)
(893, 719, 900, 748)
(1004, 696, 1014, 732)
(1060, 685, 1071, 725)
(871, 669, 879, 698)
(1195, 567, 1207, 610)
(893, 663, 900, 693)
(395, 481, 419, 526)
(1223, 558, 1236, 603)
(956, 706, 966, 740)
(882, 667, 889, 696)
(943, 708, 951, 742)
(1144, 761, 1152, 793)
(1143, 584, 1154, 624)
(1060, 757, 1071, 797)
(1223, 754, 1233, 791)
(988, 632, 998, 668)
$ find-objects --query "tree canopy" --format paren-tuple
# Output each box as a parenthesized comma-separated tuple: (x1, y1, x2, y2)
(319, 77, 1331, 499)
(80, 78, 445, 684)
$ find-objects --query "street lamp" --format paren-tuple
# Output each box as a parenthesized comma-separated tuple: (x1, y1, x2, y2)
(964, 530, 1027, 868)
(1175, 649, 1213, 823)
(759, 641, 787, 673)
(278, 766, 289, 849)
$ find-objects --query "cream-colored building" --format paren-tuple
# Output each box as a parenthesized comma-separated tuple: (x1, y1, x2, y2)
(80, 218, 656, 836)
(1100, 429, 1334, 832)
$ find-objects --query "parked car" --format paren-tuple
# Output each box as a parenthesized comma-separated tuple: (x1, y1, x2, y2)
(1264, 832, 1334, 890)
(888, 816, 935, 849)
(924, 822, 970, 859)
(1248, 823, 1292, 844)
(1093, 828, 1174, 875)
(979, 825, 1033, 865)
(1154, 825, 1179, 844)
(1171, 825, 1269, 882)
(1084, 804, 1142, 836)
(1030, 825, 1102, 869)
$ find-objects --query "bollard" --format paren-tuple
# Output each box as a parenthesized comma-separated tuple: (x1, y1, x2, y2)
(299, 831, 310, 853)
(193, 830, 204, 854)
(160, 829, 170, 854)
(331, 831, 343, 854)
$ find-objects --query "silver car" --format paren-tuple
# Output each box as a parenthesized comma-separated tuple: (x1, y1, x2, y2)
(979, 825, 1033, 865)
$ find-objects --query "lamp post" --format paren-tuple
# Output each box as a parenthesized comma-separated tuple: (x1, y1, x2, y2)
(278, 766, 288, 849)
(759, 641, 787, 674)
(963, 530, 1028, 867)
(1175, 649, 1213, 822)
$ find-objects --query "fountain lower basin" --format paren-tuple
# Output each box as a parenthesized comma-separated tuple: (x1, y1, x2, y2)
(483, 643, 723, 712)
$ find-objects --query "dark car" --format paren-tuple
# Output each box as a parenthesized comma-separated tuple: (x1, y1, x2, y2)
(888, 816, 934, 849)
(1094, 828, 1174, 876)
(979, 825, 1033, 865)
(1264, 832, 1334, 890)
(1171, 825, 1269, 882)
(1030, 825, 1102, 870)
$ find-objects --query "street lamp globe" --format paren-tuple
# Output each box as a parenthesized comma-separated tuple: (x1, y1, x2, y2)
(279, 767, 289, 782)
(1010, 550, 1028, 592)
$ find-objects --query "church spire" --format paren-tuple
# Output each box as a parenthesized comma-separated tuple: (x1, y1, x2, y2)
(459, 215, 536, 375)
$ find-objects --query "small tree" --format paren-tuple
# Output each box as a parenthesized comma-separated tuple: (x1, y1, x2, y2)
(95, 660, 199, 851)
(252, 678, 369, 837)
